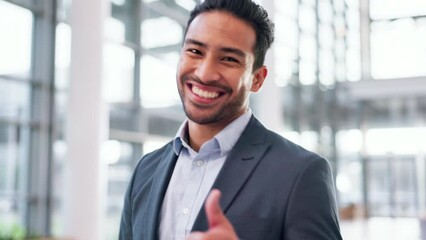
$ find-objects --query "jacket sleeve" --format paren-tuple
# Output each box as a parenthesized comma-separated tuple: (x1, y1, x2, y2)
(284, 157, 343, 240)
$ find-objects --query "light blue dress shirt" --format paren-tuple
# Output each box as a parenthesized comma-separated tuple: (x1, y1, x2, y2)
(159, 110, 252, 240)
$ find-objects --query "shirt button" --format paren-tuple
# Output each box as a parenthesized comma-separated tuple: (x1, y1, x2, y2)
(196, 160, 204, 167)
(182, 208, 189, 215)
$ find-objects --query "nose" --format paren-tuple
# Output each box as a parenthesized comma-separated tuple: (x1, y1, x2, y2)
(194, 57, 220, 82)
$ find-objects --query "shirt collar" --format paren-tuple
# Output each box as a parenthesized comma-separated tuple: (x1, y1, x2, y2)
(173, 109, 252, 156)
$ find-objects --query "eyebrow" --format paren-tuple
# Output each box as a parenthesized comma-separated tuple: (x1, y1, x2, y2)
(184, 38, 246, 58)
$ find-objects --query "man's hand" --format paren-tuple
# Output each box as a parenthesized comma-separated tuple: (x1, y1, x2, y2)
(186, 189, 238, 240)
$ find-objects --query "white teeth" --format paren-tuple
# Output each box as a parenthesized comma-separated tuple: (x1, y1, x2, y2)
(192, 86, 219, 99)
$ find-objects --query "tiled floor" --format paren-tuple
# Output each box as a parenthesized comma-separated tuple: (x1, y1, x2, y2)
(340, 217, 426, 240)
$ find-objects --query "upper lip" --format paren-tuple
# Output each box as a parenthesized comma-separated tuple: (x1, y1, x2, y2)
(184, 79, 230, 94)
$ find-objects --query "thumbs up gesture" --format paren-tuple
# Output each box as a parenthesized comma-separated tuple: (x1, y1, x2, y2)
(186, 189, 238, 240)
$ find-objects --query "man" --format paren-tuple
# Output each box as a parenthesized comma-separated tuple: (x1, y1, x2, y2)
(119, 0, 342, 239)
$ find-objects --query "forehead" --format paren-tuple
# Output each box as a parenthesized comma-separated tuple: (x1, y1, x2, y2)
(185, 11, 256, 53)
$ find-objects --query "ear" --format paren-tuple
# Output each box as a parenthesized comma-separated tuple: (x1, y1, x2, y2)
(250, 66, 267, 92)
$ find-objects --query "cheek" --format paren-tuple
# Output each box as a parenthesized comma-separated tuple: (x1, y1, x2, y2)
(176, 60, 188, 81)
(178, 56, 194, 70)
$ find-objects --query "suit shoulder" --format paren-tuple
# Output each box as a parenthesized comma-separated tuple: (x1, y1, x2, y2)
(134, 140, 174, 171)
(129, 140, 174, 196)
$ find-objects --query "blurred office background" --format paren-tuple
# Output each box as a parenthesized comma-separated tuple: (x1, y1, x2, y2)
(0, 0, 426, 239)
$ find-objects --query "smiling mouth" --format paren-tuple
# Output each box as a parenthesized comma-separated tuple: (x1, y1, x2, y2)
(187, 83, 226, 100)
(192, 85, 220, 99)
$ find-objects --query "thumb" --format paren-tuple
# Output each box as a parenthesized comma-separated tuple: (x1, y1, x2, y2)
(205, 189, 226, 228)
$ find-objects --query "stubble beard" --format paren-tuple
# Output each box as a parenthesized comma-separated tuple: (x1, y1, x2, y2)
(178, 79, 249, 125)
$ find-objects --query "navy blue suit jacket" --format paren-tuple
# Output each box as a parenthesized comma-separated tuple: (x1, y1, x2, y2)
(119, 116, 342, 240)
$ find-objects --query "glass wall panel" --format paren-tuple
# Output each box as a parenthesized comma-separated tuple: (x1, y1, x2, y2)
(275, 15, 298, 46)
(368, 157, 391, 216)
(346, 3, 361, 81)
(141, 16, 182, 49)
(367, 155, 418, 217)
(140, 54, 180, 108)
(0, 1, 33, 79)
(299, 34, 317, 61)
(105, 140, 141, 240)
(299, 5, 316, 33)
(318, 0, 333, 23)
(319, 49, 335, 86)
(371, 18, 426, 79)
(55, 23, 71, 90)
(299, 60, 316, 85)
(0, 80, 31, 121)
(105, 43, 135, 103)
(336, 129, 363, 208)
(275, 0, 298, 17)
(392, 157, 417, 217)
(57, 0, 71, 22)
(106, 17, 126, 43)
(370, 0, 426, 20)
(176, 0, 196, 11)
(0, 123, 28, 229)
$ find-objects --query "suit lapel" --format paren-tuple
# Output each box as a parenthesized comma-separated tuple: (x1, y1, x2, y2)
(192, 117, 270, 231)
(144, 144, 179, 240)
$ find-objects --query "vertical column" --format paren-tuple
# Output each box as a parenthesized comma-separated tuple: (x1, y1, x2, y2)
(359, 0, 371, 80)
(64, 0, 108, 239)
(253, 0, 285, 132)
(417, 152, 426, 217)
(28, 0, 56, 236)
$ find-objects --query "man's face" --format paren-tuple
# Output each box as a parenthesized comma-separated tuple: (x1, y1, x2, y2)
(177, 11, 266, 126)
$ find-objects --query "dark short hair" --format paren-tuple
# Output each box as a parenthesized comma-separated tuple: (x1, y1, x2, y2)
(185, 0, 275, 71)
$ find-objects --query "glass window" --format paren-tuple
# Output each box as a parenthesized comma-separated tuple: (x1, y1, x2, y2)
(319, 49, 335, 86)
(300, 131, 319, 152)
(318, 0, 333, 23)
(366, 128, 426, 155)
(140, 54, 180, 108)
(55, 23, 71, 90)
(336, 160, 363, 205)
(111, 0, 126, 6)
(301, 0, 316, 7)
(346, 48, 361, 81)
(299, 5, 317, 34)
(0, 123, 28, 228)
(0, 1, 33, 78)
(368, 158, 391, 216)
(275, 14, 298, 47)
(106, 17, 126, 43)
(346, 7, 360, 29)
(176, 0, 196, 11)
(299, 60, 317, 85)
(141, 16, 183, 49)
(274, 57, 293, 86)
(51, 139, 66, 236)
(371, 18, 426, 79)
(275, 0, 298, 18)
(370, 0, 426, 20)
(57, 0, 71, 22)
(275, 44, 298, 63)
(367, 155, 418, 218)
(299, 34, 317, 61)
(0, 80, 30, 120)
(104, 43, 135, 103)
(333, 0, 346, 14)
(104, 140, 140, 240)
(318, 24, 334, 49)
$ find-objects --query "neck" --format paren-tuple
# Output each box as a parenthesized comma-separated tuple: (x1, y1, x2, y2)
(187, 121, 223, 152)
(187, 110, 247, 152)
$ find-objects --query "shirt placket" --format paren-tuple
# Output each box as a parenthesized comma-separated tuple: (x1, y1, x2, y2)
(175, 156, 207, 239)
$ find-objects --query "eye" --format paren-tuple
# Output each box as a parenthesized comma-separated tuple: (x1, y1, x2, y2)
(223, 56, 239, 63)
(187, 48, 202, 55)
